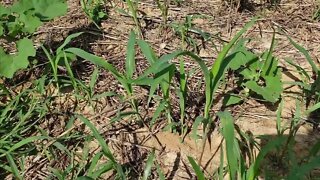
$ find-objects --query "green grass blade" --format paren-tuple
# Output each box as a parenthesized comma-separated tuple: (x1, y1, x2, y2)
(285, 58, 310, 81)
(262, 30, 276, 76)
(287, 156, 320, 180)
(0, 136, 47, 158)
(63, 52, 78, 91)
(210, 17, 257, 98)
(218, 143, 224, 180)
(156, 164, 166, 180)
(180, 51, 211, 118)
(89, 67, 99, 93)
(6, 153, 22, 180)
(191, 116, 205, 141)
(217, 111, 238, 180)
(143, 149, 155, 180)
(308, 141, 320, 159)
(57, 32, 83, 54)
(65, 48, 123, 80)
(187, 156, 205, 180)
(306, 102, 320, 115)
(276, 100, 284, 135)
(91, 161, 114, 179)
(126, 31, 136, 79)
(76, 115, 116, 162)
(137, 39, 157, 64)
(247, 136, 286, 180)
(287, 36, 319, 73)
(87, 152, 104, 176)
(150, 100, 167, 127)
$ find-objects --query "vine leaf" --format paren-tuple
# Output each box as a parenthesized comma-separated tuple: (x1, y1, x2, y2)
(0, 38, 36, 78)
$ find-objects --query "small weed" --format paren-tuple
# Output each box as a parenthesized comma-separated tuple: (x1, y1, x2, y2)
(80, 0, 108, 28)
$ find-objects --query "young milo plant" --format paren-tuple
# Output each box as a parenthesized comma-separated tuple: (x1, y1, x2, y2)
(65, 31, 177, 125)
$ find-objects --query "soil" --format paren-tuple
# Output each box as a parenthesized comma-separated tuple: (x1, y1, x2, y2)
(2, 0, 320, 179)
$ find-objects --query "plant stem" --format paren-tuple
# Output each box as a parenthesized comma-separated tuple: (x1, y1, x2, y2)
(126, 0, 144, 39)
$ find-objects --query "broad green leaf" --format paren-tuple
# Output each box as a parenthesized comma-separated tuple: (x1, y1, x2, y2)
(0, 38, 36, 78)
(187, 156, 205, 180)
(32, 0, 68, 20)
(245, 74, 282, 103)
(229, 46, 257, 70)
(143, 150, 155, 180)
(19, 11, 42, 34)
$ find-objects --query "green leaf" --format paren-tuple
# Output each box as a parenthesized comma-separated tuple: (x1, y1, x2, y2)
(191, 116, 205, 141)
(76, 176, 94, 180)
(150, 101, 167, 127)
(210, 17, 258, 97)
(19, 11, 42, 34)
(287, 35, 319, 74)
(87, 152, 104, 176)
(156, 164, 166, 180)
(217, 111, 238, 180)
(32, 0, 68, 20)
(0, 38, 36, 78)
(247, 136, 286, 180)
(245, 74, 282, 103)
(6, 153, 22, 180)
(65, 48, 124, 81)
(187, 156, 205, 180)
(223, 94, 243, 107)
(305, 102, 320, 115)
(137, 39, 157, 64)
(287, 156, 320, 180)
(76, 115, 116, 162)
(285, 58, 310, 81)
(143, 150, 155, 180)
(262, 31, 276, 77)
(126, 31, 136, 78)
(57, 32, 83, 54)
(0, 136, 47, 158)
(229, 46, 257, 70)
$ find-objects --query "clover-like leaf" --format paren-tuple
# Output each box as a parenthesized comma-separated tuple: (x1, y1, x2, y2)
(0, 38, 36, 78)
